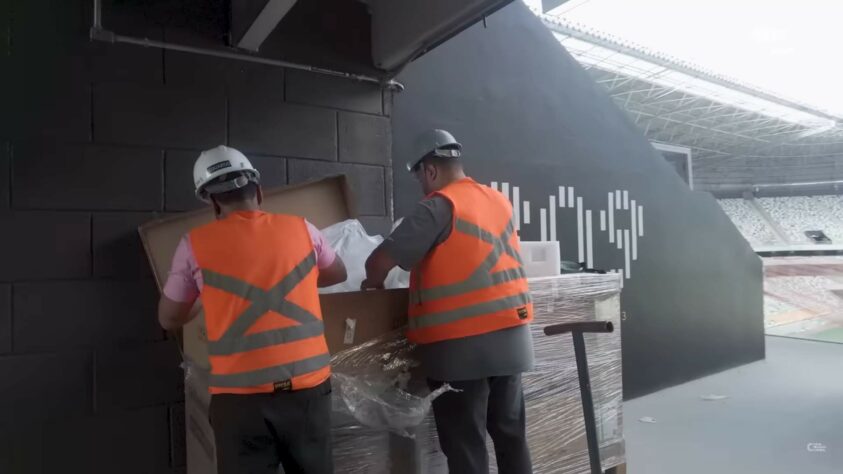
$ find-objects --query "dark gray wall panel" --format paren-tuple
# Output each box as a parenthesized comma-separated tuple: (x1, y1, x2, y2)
(6, 81, 91, 142)
(230, 96, 337, 160)
(339, 112, 392, 165)
(0, 142, 8, 211)
(170, 403, 187, 468)
(165, 150, 209, 212)
(95, 341, 184, 411)
(12, 143, 163, 211)
(0, 212, 91, 281)
(392, 3, 764, 398)
(164, 51, 285, 100)
(0, 351, 92, 424)
(14, 281, 161, 352)
(94, 82, 225, 149)
(286, 70, 383, 115)
(0, 423, 43, 474)
(93, 212, 160, 278)
(86, 7, 164, 85)
(289, 159, 387, 216)
(0, 285, 9, 354)
(42, 406, 170, 474)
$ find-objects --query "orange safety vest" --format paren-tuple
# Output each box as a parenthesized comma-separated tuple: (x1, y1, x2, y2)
(189, 210, 331, 394)
(407, 178, 533, 344)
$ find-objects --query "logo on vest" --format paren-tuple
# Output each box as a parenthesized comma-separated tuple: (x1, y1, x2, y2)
(273, 380, 292, 392)
(207, 160, 232, 173)
(517, 307, 529, 319)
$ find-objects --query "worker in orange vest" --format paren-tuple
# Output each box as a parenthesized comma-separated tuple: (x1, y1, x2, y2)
(362, 130, 534, 473)
(158, 145, 347, 474)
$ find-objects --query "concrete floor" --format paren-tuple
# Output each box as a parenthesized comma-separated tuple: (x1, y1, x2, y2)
(623, 336, 843, 474)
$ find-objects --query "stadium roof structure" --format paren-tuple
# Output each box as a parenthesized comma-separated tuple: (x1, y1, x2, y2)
(534, 9, 843, 164)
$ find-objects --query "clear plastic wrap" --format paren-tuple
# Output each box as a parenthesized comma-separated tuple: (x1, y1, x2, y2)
(181, 274, 624, 472)
(329, 273, 625, 473)
(516, 273, 624, 472)
(330, 331, 454, 438)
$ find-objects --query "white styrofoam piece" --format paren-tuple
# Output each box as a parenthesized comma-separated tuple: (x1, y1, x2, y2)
(519, 241, 561, 278)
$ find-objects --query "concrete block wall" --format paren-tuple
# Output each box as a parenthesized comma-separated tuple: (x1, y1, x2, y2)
(0, 1, 393, 472)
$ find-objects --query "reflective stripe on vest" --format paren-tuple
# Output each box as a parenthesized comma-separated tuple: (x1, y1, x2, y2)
(202, 251, 329, 389)
(409, 219, 526, 305)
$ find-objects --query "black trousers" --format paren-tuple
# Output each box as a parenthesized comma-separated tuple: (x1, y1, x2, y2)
(429, 374, 533, 474)
(209, 379, 333, 474)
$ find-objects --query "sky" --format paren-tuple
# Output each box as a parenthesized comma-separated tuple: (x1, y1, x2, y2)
(542, 0, 843, 116)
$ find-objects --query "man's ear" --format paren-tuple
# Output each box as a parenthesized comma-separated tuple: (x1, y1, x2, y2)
(426, 162, 438, 181)
(256, 185, 264, 205)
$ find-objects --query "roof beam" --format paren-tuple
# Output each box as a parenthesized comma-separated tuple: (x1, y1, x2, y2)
(236, 0, 298, 52)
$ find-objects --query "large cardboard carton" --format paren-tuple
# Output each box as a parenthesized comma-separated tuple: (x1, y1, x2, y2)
(138, 176, 407, 474)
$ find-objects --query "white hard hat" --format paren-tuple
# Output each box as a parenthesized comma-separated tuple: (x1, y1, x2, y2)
(406, 129, 462, 172)
(193, 145, 261, 202)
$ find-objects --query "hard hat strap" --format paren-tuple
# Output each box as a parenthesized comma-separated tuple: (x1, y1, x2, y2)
(204, 172, 258, 196)
(432, 148, 461, 158)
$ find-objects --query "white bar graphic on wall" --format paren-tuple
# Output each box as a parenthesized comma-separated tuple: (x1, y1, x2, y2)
(608, 192, 615, 243)
(624, 230, 631, 279)
(638, 206, 644, 237)
(523, 201, 531, 225)
(600, 210, 607, 231)
(513, 186, 521, 231)
(616, 229, 623, 249)
(549, 196, 557, 242)
(623, 190, 629, 210)
(585, 210, 594, 268)
(540, 208, 548, 242)
(491, 181, 499, 191)
(568, 187, 575, 208)
(577, 197, 584, 263)
(501, 182, 510, 201)
(631, 199, 638, 260)
(559, 186, 566, 208)
(615, 190, 621, 209)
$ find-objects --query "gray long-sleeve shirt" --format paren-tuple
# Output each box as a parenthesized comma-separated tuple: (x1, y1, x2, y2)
(381, 196, 534, 382)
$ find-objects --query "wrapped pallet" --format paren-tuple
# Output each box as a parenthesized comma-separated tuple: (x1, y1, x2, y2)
(330, 273, 625, 473)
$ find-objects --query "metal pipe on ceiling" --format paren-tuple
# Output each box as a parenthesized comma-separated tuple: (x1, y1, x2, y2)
(89, 0, 404, 92)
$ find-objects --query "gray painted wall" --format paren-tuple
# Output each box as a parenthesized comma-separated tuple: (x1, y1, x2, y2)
(392, 3, 765, 399)
(0, 0, 392, 470)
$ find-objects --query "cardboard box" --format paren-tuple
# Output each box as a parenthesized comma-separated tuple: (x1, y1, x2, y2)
(138, 175, 408, 474)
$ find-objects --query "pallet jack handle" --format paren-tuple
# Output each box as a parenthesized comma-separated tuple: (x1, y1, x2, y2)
(544, 321, 615, 474)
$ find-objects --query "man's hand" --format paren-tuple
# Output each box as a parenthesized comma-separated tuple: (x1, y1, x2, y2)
(363, 246, 398, 291)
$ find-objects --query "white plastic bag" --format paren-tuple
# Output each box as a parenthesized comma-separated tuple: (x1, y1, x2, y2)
(384, 218, 410, 289)
(320, 218, 411, 292)
(320, 219, 384, 294)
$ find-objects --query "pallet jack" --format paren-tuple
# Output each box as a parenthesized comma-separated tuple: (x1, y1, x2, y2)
(544, 321, 622, 474)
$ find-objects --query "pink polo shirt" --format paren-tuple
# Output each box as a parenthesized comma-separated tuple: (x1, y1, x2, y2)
(163, 219, 336, 303)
